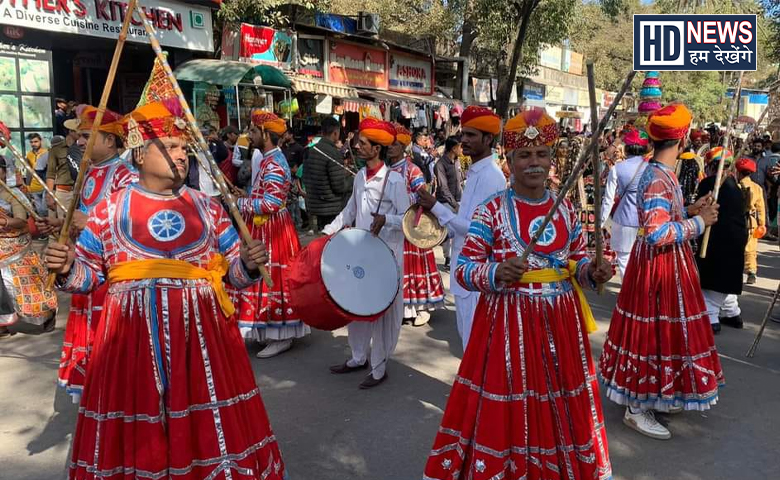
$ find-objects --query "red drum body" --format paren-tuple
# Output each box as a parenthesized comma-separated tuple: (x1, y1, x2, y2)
(286, 229, 400, 331)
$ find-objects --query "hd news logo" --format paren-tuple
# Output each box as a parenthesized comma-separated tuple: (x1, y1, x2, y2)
(633, 14, 757, 71)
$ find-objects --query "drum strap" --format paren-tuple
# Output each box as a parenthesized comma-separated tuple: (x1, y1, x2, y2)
(374, 171, 391, 215)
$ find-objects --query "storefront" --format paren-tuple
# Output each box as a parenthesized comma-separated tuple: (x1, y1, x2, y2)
(0, 0, 215, 156)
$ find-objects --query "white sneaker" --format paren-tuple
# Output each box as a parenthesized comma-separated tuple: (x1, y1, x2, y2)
(412, 311, 431, 327)
(666, 405, 684, 414)
(256, 339, 293, 359)
(623, 408, 672, 440)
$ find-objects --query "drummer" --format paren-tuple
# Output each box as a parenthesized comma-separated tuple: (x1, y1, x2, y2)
(417, 106, 507, 350)
(323, 118, 410, 389)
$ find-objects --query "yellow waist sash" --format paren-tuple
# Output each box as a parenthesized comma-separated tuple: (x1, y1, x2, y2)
(518, 260, 597, 334)
(108, 255, 235, 317)
(253, 203, 286, 227)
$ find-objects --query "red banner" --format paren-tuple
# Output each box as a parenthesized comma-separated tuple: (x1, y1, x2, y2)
(328, 41, 387, 89)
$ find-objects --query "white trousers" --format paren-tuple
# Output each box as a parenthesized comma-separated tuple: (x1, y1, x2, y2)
(702, 289, 741, 324)
(347, 290, 404, 379)
(347, 244, 404, 379)
(611, 223, 639, 278)
(455, 292, 479, 351)
(615, 251, 631, 279)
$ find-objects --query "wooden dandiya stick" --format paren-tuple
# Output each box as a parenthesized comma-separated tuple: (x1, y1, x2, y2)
(586, 61, 605, 294)
(46, 0, 138, 288)
(699, 70, 745, 258)
(518, 70, 637, 265)
(746, 280, 780, 358)
(0, 136, 67, 213)
(0, 177, 42, 222)
(133, 0, 273, 288)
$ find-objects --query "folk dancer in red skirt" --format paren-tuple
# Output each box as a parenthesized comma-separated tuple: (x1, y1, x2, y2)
(37, 105, 138, 401)
(325, 118, 410, 389)
(423, 109, 613, 480)
(44, 100, 286, 480)
(599, 103, 724, 440)
(231, 111, 308, 358)
(389, 124, 445, 326)
(417, 106, 507, 350)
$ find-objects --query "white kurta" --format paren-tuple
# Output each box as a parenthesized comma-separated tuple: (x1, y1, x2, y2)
(323, 164, 411, 379)
(430, 155, 506, 349)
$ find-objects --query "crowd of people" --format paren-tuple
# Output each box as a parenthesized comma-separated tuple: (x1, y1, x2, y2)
(1, 85, 778, 479)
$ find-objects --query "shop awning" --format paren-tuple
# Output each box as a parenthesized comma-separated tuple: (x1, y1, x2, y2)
(290, 76, 358, 98)
(173, 60, 291, 89)
(356, 89, 463, 108)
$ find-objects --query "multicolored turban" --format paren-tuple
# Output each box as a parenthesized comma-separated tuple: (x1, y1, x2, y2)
(704, 146, 733, 165)
(64, 105, 125, 137)
(251, 110, 287, 134)
(503, 109, 559, 149)
(359, 118, 396, 146)
(461, 106, 500, 135)
(623, 127, 649, 147)
(646, 104, 692, 141)
(394, 123, 412, 146)
(735, 157, 757, 173)
(123, 100, 189, 149)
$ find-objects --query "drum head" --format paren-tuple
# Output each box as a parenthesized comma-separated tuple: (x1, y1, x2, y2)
(321, 229, 399, 317)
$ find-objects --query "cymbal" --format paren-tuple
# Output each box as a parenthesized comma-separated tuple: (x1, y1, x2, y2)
(402, 205, 448, 249)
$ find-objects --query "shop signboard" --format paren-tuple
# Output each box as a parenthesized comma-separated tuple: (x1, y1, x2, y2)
(540, 46, 562, 70)
(522, 82, 545, 101)
(328, 41, 388, 90)
(239, 24, 292, 70)
(0, 0, 214, 52)
(388, 51, 433, 95)
(545, 86, 564, 104)
(297, 36, 325, 79)
(471, 78, 517, 104)
(569, 52, 583, 75)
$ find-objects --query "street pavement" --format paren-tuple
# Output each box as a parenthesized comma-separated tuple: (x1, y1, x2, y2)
(2, 240, 780, 480)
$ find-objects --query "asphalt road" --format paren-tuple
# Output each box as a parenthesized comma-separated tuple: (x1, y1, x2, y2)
(2, 241, 780, 480)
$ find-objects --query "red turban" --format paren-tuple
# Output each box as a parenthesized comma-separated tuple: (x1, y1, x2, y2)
(735, 157, 757, 173)
(623, 128, 649, 147)
(251, 110, 287, 134)
(461, 106, 500, 135)
(359, 118, 396, 146)
(646, 104, 692, 141)
(503, 109, 558, 149)
(65, 105, 125, 137)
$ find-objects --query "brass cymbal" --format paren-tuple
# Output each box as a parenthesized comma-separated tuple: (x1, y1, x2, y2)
(402, 204, 448, 249)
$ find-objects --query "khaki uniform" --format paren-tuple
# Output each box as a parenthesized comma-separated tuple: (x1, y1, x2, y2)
(46, 143, 74, 221)
(740, 176, 766, 274)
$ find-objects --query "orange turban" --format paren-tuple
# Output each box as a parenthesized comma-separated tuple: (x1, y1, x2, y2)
(461, 106, 500, 135)
(64, 105, 125, 137)
(394, 124, 412, 146)
(503, 109, 559, 149)
(251, 110, 287, 134)
(646, 104, 692, 141)
(704, 146, 733, 165)
(359, 118, 396, 147)
(123, 100, 188, 149)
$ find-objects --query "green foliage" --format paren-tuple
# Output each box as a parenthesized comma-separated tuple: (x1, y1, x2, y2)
(218, 0, 328, 28)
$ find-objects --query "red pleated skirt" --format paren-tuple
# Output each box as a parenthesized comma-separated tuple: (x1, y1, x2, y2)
(230, 210, 302, 328)
(58, 283, 107, 398)
(424, 282, 611, 480)
(69, 279, 285, 480)
(599, 240, 724, 411)
(402, 240, 445, 307)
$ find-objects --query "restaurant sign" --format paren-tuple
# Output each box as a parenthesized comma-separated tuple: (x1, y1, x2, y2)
(328, 41, 387, 89)
(0, 0, 214, 52)
(388, 51, 433, 95)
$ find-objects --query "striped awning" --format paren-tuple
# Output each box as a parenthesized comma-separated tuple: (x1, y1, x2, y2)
(290, 76, 359, 98)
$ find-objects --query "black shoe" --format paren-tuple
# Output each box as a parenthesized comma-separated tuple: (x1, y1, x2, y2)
(719, 315, 744, 329)
(0, 327, 15, 339)
(711, 323, 721, 335)
(402, 317, 414, 326)
(443, 258, 450, 271)
(329, 360, 368, 374)
(42, 314, 56, 333)
(359, 372, 388, 389)
(746, 273, 757, 285)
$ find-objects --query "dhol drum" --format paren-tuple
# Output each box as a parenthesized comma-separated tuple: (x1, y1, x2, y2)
(285, 228, 400, 331)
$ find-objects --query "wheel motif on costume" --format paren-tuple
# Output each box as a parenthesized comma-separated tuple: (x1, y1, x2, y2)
(83, 177, 96, 200)
(148, 209, 185, 242)
(529, 215, 556, 247)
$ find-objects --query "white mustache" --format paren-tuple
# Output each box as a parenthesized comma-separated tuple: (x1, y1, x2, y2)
(523, 167, 546, 174)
